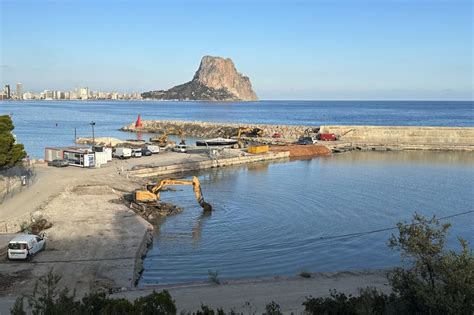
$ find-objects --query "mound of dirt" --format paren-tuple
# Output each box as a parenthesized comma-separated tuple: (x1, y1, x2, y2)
(130, 201, 182, 222)
(270, 144, 331, 158)
(30, 218, 53, 234)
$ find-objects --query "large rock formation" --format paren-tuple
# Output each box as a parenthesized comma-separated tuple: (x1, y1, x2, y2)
(142, 56, 258, 101)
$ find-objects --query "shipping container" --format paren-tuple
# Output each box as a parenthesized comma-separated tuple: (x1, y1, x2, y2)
(248, 145, 269, 154)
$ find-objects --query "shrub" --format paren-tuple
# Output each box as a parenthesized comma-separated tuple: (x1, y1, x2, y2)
(0, 115, 26, 168)
(387, 213, 473, 314)
(265, 301, 282, 315)
(208, 270, 220, 285)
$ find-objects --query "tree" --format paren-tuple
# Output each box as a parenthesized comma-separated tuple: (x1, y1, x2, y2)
(0, 115, 26, 168)
(388, 213, 473, 314)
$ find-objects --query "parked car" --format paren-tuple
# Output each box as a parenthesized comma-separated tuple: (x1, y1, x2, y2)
(131, 148, 143, 158)
(146, 145, 160, 154)
(7, 234, 46, 260)
(173, 144, 188, 153)
(141, 148, 152, 156)
(47, 159, 69, 167)
(297, 136, 317, 145)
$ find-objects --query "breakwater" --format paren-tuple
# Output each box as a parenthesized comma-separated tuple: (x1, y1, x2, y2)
(121, 120, 313, 140)
(122, 120, 474, 151)
(126, 151, 290, 178)
(322, 125, 474, 147)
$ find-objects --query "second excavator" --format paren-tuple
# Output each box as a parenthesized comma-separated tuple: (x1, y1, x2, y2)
(134, 176, 212, 212)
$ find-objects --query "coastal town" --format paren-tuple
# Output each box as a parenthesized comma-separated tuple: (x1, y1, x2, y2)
(0, 83, 142, 101)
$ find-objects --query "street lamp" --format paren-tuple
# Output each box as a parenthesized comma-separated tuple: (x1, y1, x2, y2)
(90, 121, 96, 149)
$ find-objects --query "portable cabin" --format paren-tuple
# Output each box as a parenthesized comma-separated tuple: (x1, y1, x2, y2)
(44, 147, 64, 162)
(63, 148, 95, 168)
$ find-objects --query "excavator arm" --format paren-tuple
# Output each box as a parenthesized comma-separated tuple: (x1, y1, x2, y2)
(135, 176, 212, 211)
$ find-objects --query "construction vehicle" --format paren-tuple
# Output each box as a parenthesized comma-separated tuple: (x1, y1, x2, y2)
(177, 129, 186, 145)
(134, 176, 212, 212)
(235, 127, 264, 148)
(150, 129, 175, 147)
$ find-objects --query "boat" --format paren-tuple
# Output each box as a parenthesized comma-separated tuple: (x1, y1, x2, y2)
(196, 138, 238, 147)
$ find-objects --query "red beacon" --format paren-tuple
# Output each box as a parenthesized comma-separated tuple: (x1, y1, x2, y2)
(135, 114, 142, 128)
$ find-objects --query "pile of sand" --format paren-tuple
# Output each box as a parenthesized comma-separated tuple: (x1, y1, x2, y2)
(270, 144, 331, 158)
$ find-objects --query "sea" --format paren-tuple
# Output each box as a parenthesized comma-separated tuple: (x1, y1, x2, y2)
(0, 100, 473, 285)
(0, 100, 472, 158)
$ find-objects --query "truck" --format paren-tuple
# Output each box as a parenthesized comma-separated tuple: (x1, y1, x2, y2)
(113, 147, 132, 159)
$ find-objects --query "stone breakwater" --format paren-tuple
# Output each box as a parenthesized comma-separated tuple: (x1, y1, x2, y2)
(321, 125, 474, 148)
(121, 120, 314, 140)
(122, 121, 474, 151)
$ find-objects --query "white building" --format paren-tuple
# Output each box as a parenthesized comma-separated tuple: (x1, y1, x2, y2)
(79, 87, 89, 100)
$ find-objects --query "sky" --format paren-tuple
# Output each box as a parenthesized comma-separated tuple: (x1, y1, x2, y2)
(0, 0, 472, 100)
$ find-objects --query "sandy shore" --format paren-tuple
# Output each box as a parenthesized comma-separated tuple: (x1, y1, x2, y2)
(114, 270, 390, 314)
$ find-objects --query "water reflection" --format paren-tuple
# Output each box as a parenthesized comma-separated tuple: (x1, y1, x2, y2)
(141, 151, 474, 286)
(325, 151, 474, 166)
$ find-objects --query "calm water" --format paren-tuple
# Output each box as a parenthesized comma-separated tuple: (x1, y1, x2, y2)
(141, 151, 474, 285)
(0, 100, 472, 158)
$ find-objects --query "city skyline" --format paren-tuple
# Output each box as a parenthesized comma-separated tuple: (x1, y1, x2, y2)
(1, 82, 142, 100)
(1, 0, 473, 100)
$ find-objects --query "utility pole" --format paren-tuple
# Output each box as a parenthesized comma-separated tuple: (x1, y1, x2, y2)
(90, 121, 96, 149)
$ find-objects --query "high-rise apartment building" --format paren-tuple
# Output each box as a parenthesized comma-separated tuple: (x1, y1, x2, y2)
(16, 83, 23, 99)
(4, 85, 11, 99)
(79, 87, 89, 100)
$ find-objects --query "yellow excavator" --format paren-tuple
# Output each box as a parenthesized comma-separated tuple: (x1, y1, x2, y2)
(150, 129, 175, 147)
(134, 176, 212, 212)
(177, 128, 186, 145)
(235, 127, 264, 148)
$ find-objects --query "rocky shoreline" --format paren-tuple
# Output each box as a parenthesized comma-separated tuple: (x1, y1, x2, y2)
(121, 120, 313, 141)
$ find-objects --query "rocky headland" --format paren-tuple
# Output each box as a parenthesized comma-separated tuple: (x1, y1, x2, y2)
(141, 56, 258, 101)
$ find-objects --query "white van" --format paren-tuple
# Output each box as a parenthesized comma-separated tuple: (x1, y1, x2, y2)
(147, 145, 160, 154)
(131, 148, 142, 158)
(7, 234, 46, 260)
(173, 144, 188, 153)
(113, 147, 132, 159)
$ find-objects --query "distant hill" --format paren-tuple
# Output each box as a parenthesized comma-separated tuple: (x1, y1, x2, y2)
(142, 56, 258, 101)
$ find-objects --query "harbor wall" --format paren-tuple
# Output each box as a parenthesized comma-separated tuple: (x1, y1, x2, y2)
(122, 120, 474, 151)
(320, 125, 474, 146)
(127, 151, 290, 178)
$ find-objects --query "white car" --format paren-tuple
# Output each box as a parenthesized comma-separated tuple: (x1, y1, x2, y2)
(131, 148, 143, 158)
(173, 144, 188, 153)
(147, 145, 160, 154)
(7, 234, 46, 260)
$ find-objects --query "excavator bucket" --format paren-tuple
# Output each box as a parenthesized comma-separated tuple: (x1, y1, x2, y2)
(200, 201, 212, 212)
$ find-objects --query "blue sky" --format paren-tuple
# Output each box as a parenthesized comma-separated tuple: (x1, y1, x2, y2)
(0, 0, 472, 100)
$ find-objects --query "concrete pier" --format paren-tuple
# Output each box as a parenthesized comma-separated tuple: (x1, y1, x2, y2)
(126, 151, 290, 178)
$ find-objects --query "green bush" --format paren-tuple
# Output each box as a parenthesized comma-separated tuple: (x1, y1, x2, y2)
(0, 115, 26, 168)
(304, 214, 474, 315)
(387, 214, 473, 314)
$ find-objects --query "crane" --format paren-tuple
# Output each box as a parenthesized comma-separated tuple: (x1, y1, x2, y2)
(134, 176, 212, 212)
